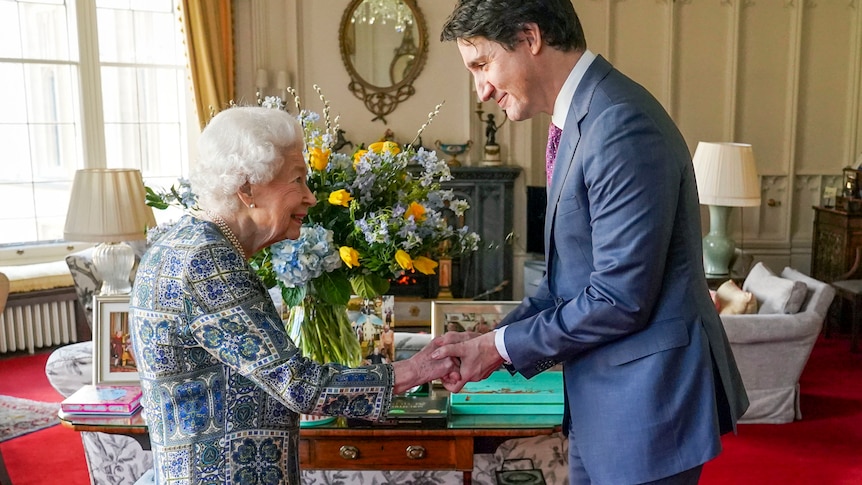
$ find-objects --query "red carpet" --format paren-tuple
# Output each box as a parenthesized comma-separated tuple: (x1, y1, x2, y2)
(702, 336, 862, 484)
(0, 337, 860, 485)
(0, 351, 89, 485)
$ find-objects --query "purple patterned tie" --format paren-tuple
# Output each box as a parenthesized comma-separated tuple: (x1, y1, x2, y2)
(546, 122, 563, 185)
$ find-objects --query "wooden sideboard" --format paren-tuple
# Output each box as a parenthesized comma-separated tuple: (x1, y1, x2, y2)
(59, 403, 560, 485)
(810, 206, 862, 283)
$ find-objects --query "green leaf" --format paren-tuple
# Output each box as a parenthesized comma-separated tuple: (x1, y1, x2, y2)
(281, 285, 306, 307)
(350, 273, 390, 299)
(312, 271, 352, 306)
(249, 248, 277, 289)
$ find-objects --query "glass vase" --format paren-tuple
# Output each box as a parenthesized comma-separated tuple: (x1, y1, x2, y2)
(284, 294, 362, 368)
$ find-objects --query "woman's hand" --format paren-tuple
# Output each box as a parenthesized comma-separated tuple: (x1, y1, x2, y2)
(391, 343, 461, 395)
(431, 331, 503, 393)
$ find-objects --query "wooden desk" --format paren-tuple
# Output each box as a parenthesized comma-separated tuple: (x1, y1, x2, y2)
(59, 409, 561, 485)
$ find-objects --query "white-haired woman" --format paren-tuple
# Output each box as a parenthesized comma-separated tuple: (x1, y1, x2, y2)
(128, 106, 456, 484)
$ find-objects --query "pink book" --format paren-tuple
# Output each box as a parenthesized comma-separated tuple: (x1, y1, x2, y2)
(61, 384, 143, 415)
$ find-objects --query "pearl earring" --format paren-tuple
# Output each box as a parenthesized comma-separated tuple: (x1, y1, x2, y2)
(249, 203, 256, 208)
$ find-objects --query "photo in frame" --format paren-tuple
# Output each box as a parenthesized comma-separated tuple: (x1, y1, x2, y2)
(347, 295, 397, 364)
(431, 300, 521, 338)
(93, 294, 139, 385)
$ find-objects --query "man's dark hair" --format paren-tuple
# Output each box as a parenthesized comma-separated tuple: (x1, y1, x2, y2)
(440, 0, 587, 52)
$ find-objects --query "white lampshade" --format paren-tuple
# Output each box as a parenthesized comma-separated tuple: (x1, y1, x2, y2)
(64, 168, 152, 295)
(64, 169, 151, 242)
(692, 142, 761, 207)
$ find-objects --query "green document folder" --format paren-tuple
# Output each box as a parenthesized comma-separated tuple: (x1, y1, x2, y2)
(449, 370, 564, 415)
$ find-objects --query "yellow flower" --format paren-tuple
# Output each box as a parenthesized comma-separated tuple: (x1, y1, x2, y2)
(368, 141, 401, 155)
(309, 147, 330, 171)
(328, 189, 354, 207)
(405, 202, 426, 222)
(352, 149, 368, 166)
(339, 246, 360, 268)
(395, 249, 413, 271)
(412, 256, 438, 275)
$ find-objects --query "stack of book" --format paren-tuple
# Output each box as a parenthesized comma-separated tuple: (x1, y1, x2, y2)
(347, 394, 448, 429)
(61, 384, 143, 416)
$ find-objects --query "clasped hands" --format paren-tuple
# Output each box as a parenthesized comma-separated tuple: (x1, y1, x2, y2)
(393, 331, 504, 394)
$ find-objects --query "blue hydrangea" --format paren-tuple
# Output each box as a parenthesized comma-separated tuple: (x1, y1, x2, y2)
(270, 225, 341, 288)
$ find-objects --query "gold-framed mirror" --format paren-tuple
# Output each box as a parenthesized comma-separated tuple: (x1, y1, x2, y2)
(339, 0, 428, 124)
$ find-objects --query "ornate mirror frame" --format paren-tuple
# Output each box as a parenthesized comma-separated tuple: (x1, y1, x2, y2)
(339, 0, 428, 124)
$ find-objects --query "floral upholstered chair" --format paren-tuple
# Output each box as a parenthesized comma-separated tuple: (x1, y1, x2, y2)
(45, 246, 154, 485)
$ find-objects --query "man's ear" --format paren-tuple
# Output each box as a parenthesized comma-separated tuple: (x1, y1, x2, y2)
(521, 22, 543, 55)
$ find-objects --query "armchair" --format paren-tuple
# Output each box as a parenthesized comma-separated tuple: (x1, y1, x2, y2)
(720, 266, 835, 423)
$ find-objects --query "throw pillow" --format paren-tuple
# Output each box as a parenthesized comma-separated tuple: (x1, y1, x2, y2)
(743, 262, 808, 314)
(715, 280, 758, 315)
(709, 290, 721, 312)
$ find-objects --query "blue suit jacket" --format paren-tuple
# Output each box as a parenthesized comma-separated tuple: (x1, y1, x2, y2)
(499, 56, 749, 483)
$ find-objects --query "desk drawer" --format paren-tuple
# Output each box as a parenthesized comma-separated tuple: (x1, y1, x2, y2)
(301, 437, 463, 470)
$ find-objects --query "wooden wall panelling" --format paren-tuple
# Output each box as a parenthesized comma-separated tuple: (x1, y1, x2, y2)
(796, 2, 854, 173)
(609, 0, 672, 108)
(758, 175, 789, 241)
(850, 1, 862, 164)
(672, 0, 732, 148)
(736, 1, 795, 177)
(574, 0, 610, 59)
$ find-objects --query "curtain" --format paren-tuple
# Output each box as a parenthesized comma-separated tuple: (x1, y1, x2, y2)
(179, 0, 234, 130)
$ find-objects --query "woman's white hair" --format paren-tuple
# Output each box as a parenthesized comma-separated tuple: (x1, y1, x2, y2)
(191, 106, 303, 213)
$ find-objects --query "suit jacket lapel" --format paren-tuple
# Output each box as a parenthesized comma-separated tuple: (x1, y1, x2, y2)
(544, 56, 614, 278)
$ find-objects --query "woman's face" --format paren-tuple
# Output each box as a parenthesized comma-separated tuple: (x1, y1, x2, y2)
(251, 145, 316, 244)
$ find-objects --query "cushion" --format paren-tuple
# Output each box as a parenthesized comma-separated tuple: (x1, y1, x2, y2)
(743, 262, 808, 314)
(0, 260, 74, 293)
(715, 279, 758, 315)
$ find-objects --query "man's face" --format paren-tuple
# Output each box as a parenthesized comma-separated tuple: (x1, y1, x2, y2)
(458, 35, 540, 121)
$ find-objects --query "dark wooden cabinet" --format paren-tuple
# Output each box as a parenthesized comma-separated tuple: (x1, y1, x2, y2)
(444, 166, 521, 300)
(811, 206, 862, 282)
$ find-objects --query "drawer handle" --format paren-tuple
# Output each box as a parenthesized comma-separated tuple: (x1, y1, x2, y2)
(406, 445, 426, 459)
(339, 445, 359, 460)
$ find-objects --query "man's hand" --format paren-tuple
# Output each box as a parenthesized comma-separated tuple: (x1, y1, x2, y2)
(431, 331, 504, 392)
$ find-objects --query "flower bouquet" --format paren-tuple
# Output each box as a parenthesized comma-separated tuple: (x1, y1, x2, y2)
(252, 87, 480, 366)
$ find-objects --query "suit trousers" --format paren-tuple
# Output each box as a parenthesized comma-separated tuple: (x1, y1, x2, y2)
(568, 434, 703, 484)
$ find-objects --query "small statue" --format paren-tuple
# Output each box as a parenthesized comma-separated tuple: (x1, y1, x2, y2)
(333, 128, 354, 152)
(485, 114, 499, 146)
(476, 108, 507, 165)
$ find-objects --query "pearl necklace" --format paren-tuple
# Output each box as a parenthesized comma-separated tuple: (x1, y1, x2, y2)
(206, 211, 247, 260)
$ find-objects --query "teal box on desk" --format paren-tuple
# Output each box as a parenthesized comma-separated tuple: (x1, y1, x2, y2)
(449, 370, 564, 415)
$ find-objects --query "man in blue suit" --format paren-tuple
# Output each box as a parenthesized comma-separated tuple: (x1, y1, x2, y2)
(435, 1, 749, 483)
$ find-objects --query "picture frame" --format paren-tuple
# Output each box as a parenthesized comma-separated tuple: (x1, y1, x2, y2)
(347, 295, 397, 364)
(92, 294, 139, 385)
(431, 300, 521, 338)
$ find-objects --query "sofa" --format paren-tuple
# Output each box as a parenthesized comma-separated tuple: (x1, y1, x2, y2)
(47, 249, 567, 485)
(719, 264, 835, 424)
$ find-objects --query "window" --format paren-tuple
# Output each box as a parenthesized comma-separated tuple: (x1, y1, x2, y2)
(0, 0, 194, 259)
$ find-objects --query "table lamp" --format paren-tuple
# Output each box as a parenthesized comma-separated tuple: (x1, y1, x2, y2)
(692, 142, 761, 277)
(64, 169, 153, 295)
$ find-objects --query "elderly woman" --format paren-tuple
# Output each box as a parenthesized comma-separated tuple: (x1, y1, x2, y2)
(128, 106, 456, 484)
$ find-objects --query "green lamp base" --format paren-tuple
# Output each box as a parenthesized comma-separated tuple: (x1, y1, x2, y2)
(703, 205, 735, 277)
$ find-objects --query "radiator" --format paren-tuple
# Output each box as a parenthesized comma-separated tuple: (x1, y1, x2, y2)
(0, 287, 80, 354)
